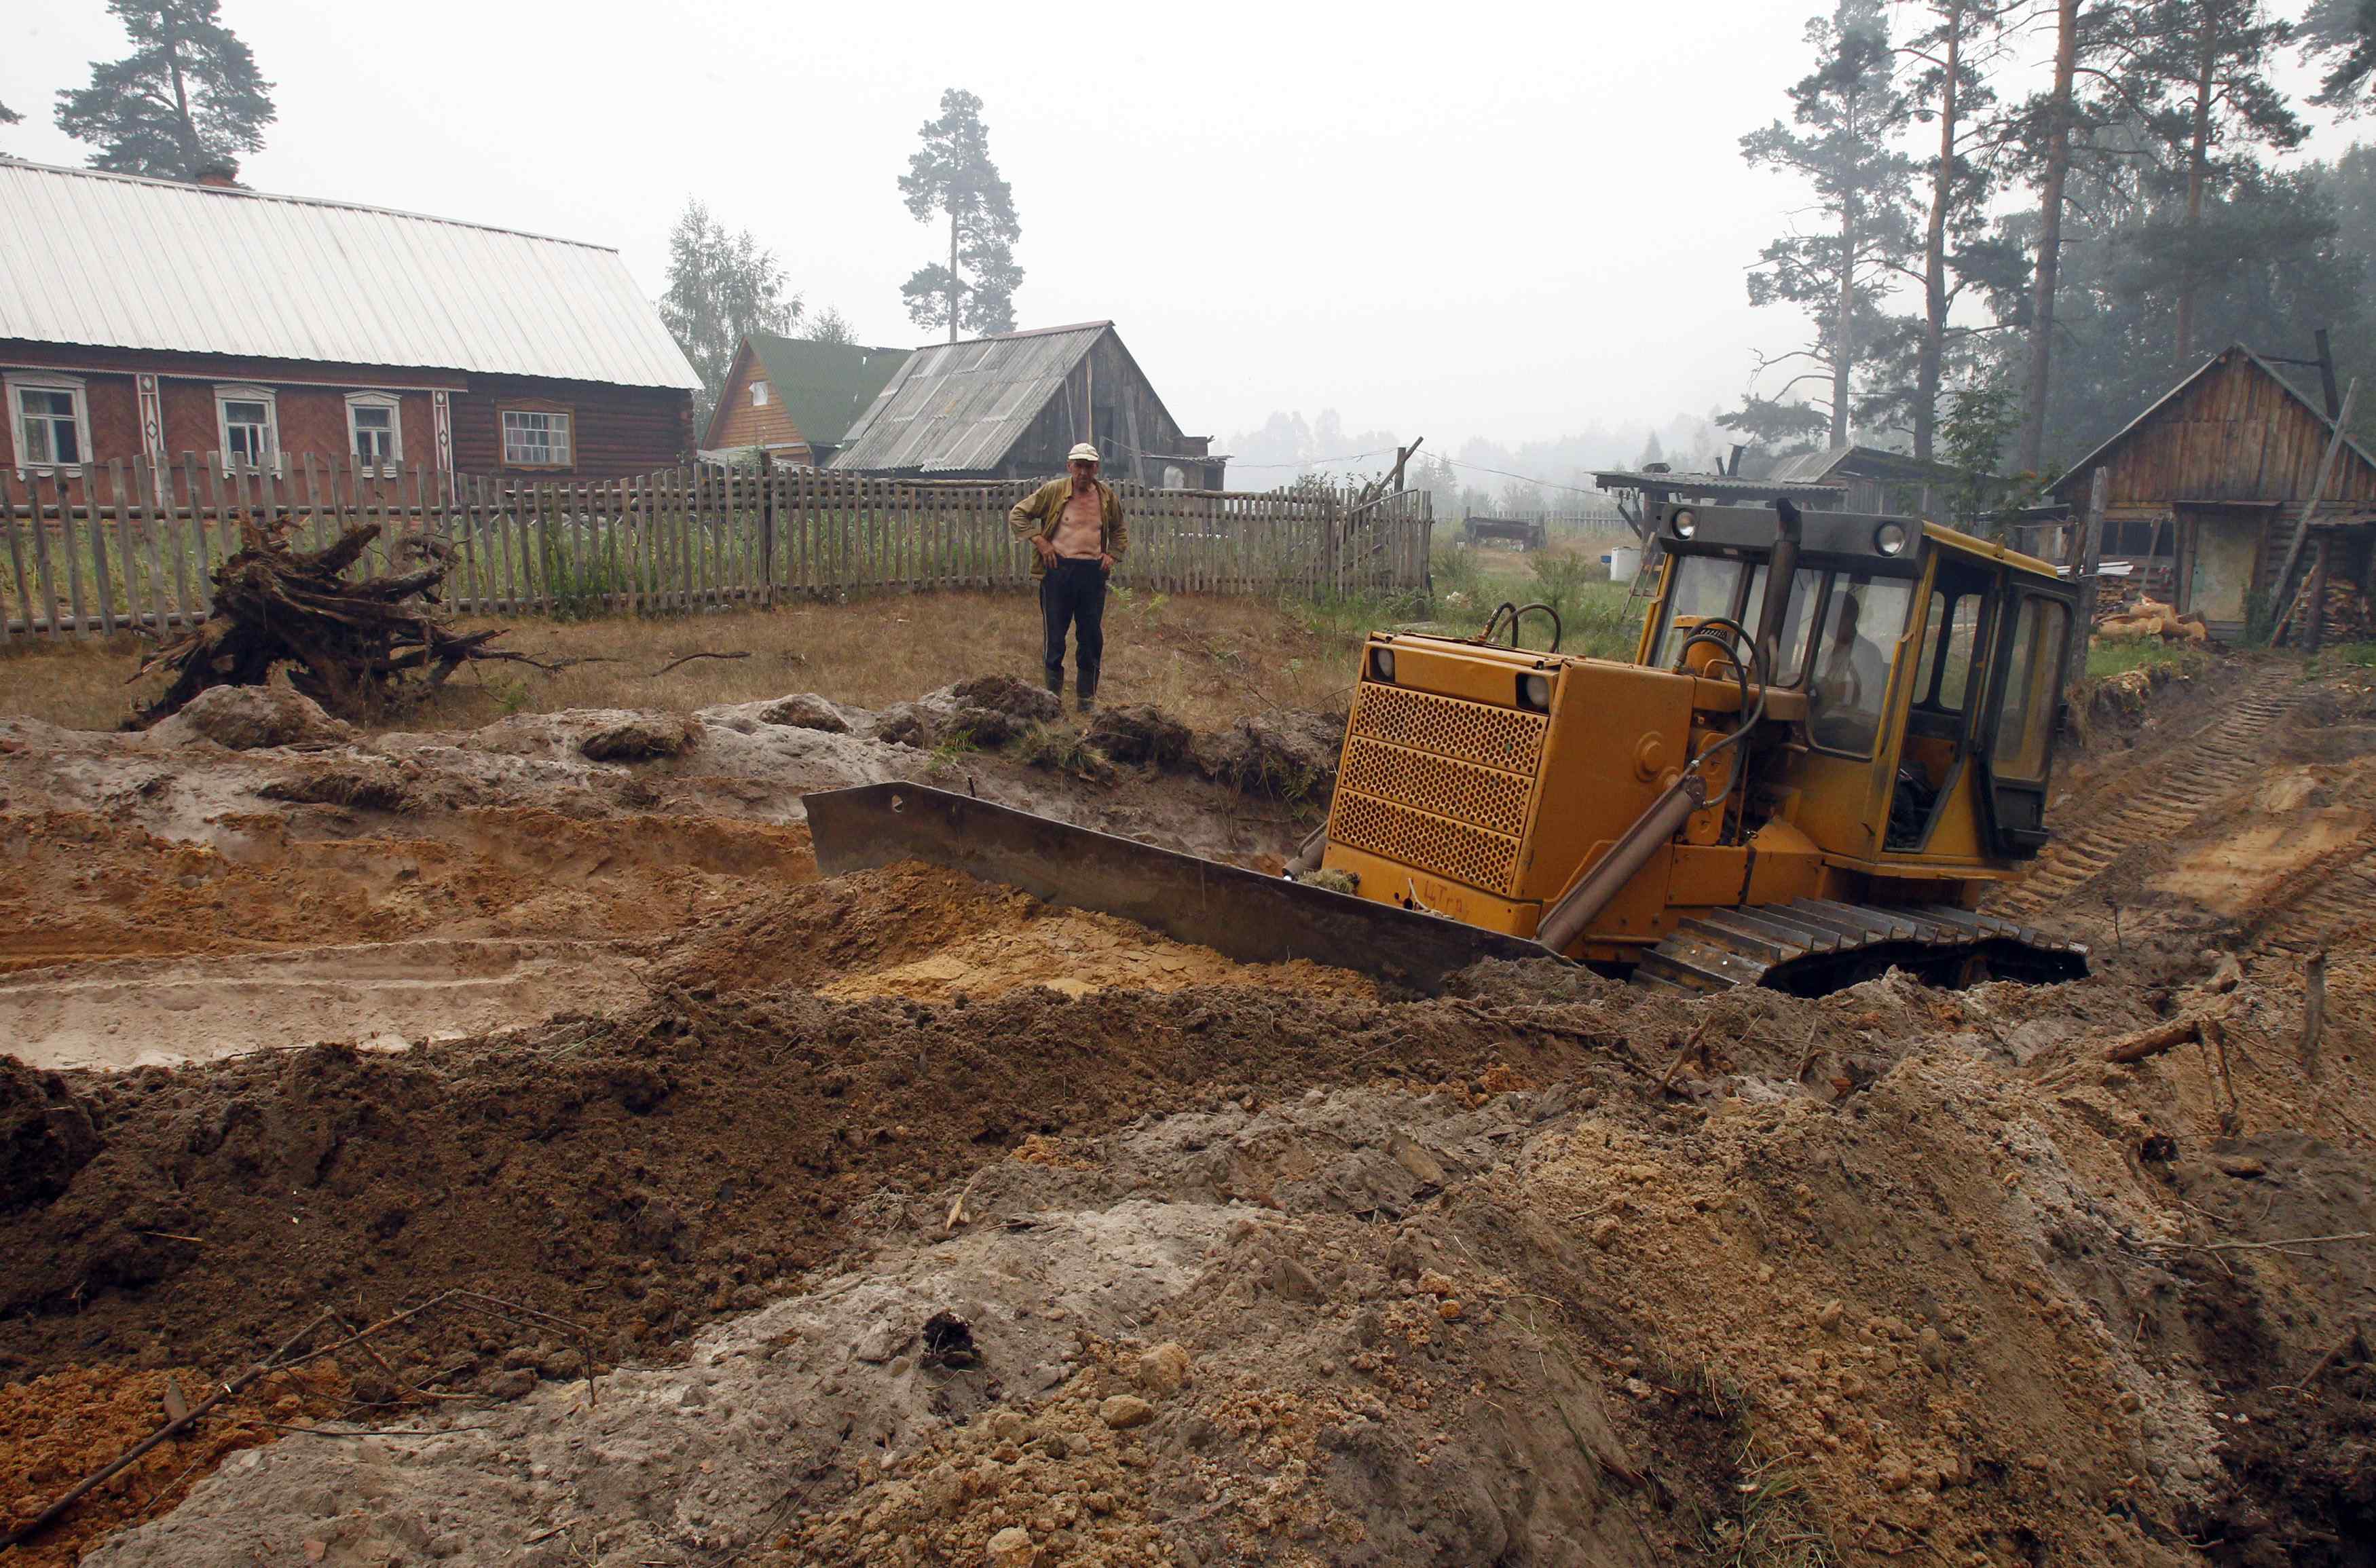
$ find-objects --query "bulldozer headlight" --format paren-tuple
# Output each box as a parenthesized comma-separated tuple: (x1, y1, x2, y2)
(1874, 520, 1910, 556)
(1370, 646, 1396, 683)
(1519, 673, 1553, 711)
(1671, 508, 1698, 539)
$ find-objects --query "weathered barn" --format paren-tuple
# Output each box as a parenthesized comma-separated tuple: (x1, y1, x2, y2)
(700, 334, 909, 466)
(0, 161, 699, 485)
(2049, 344, 2376, 638)
(829, 322, 1225, 487)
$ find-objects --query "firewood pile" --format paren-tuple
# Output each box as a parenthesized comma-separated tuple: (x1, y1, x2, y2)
(2305, 576, 2375, 645)
(135, 515, 531, 724)
(2093, 595, 2209, 643)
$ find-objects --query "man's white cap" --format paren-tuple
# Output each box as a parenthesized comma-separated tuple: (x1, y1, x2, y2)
(1067, 443, 1100, 464)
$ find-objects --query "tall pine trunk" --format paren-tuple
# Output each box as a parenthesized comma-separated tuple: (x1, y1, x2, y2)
(2018, 0, 2079, 474)
(1832, 80, 1862, 451)
(164, 27, 201, 176)
(1916, 3, 1963, 462)
(2174, 42, 2213, 361)
(947, 210, 961, 342)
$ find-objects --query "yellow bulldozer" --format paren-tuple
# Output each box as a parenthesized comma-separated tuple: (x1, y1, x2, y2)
(807, 499, 2087, 996)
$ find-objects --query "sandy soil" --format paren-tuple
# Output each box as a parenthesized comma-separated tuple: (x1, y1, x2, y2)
(5, 654, 2373, 1567)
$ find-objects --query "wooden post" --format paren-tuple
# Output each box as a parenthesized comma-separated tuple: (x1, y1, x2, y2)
(2303, 949, 2328, 1078)
(2064, 466, 2107, 695)
(2273, 376, 2360, 613)
(2307, 535, 2333, 654)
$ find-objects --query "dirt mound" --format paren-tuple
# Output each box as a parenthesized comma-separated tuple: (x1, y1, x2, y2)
(146, 685, 353, 751)
(1084, 703, 1194, 768)
(0, 1060, 99, 1212)
(663, 862, 1371, 1004)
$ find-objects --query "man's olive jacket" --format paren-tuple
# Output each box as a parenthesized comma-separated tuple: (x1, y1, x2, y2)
(1007, 478, 1128, 580)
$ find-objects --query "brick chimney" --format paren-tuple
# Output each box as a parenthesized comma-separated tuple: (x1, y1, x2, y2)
(191, 160, 242, 189)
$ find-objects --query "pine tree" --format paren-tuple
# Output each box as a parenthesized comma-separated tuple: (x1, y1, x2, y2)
(2301, 0, 2376, 111)
(1, 100, 20, 128)
(2014, 0, 2082, 474)
(2112, 0, 2303, 360)
(657, 199, 800, 431)
(54, 0, 274, 181)
(899, 89, 1024, 342)
(1739, 0, 1918, 449)
(1895, 0, 2026, 460)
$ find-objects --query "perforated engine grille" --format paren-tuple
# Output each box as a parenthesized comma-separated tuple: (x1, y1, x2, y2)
(1329, 791, 1523, 895)
(1327, 680, 1546, 895)
(1339, 738, 1533, 838)
(1348, 683, 1548, 774)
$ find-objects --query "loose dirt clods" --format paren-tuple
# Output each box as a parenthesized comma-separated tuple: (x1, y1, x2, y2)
(3, 656, 2374, 1565)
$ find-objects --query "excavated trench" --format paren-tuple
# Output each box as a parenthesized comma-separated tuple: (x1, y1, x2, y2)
(2, 659, 2372, 1567)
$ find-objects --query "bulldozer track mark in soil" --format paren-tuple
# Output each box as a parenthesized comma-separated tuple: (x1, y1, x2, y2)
(2248, 836, 2376, 957)
(1990, 673, 2307, 920)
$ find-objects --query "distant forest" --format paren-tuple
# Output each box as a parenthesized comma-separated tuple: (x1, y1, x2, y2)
(1239, 1, 2376, 502)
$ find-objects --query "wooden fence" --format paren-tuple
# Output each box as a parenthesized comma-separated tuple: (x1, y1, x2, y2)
(0, 456, 1434, 639)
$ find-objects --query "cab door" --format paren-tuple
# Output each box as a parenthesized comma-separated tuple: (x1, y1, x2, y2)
(1974, 582, 2077, 856)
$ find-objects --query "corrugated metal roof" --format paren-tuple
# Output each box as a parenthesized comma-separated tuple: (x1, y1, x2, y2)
(0, 161, 700, 390)
(830, 322, 1110, 472)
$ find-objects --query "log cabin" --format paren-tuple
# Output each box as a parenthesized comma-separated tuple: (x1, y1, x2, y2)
(2048, 345, 2376, 640)
(0, 161, 699, 491)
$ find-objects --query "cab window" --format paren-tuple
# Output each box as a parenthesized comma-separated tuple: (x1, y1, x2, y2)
(1990, 597, 2069, 783)
(1914, 590, 1984, 713)
(1807, 574, 1914, 757)
(1745, 563, 1824, 685)
(1654, 556, 1748, 665)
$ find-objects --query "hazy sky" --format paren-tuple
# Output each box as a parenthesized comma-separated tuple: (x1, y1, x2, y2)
(5, 0, 2367, 462)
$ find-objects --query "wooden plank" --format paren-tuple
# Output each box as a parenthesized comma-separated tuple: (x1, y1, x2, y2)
(62, 468, 94, 637)
(0, 469, 25, 639)
(131, 458, 168, 633)
(104, 460, 138, 632)
(29, 470, 62, 636)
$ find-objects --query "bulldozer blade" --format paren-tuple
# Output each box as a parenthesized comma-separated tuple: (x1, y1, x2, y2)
(802, 781, 1553, 996)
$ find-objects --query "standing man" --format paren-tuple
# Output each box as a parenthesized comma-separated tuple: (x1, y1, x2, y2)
(1009, 443, 1128, 711)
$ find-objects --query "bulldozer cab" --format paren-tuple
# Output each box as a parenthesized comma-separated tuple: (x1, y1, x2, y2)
(1641, 502, 2079, 866)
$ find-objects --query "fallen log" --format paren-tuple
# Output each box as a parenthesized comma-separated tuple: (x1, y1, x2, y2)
(2104, 1015, 2210, 1064)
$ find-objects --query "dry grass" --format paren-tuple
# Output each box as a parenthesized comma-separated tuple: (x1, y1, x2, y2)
(0, 587, 1389, 733)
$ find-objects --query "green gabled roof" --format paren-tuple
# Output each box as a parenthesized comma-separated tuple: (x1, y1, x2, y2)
(745, 333, 912, 449)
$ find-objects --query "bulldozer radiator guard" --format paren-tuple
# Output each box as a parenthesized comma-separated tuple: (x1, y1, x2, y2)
(803, 782, 1552, 996)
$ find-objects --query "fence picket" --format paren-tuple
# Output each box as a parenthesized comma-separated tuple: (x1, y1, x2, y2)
(0, 470, 26, 639)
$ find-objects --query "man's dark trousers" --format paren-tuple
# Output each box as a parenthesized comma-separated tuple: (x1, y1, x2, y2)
(1041, 557, 1106, 701)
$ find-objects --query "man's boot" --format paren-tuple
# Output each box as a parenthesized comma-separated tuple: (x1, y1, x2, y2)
(1078, 680, 1096, 715)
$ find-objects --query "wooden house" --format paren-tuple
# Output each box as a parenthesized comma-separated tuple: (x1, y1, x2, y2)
(2048, 344, 2376, 638)
(829, 322, 1227, 487)
(0, 161, 699, 488)
(700, 333, 910, 466)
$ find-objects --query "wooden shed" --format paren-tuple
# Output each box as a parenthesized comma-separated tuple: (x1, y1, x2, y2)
(2049, 345, 2376, 639)
(829, 322, 1225, 487)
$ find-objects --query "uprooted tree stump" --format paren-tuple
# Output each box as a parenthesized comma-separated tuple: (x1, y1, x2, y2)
(135, 515, 546, 724)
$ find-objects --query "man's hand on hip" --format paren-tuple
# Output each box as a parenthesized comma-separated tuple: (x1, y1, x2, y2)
(1098, 553, 1115, 575)
(1033, 536, 1058, 567)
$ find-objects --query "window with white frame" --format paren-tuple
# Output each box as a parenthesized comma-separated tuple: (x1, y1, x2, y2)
(7, 375, 91, 470)
(500, 406, 572, 468)
(215, 386, 279, 472)
(345, 392, 403, 472)
(750, 381, 771, 406)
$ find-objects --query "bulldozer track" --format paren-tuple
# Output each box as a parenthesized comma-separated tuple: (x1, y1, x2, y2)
(2248, 837, 2376, 959)
(1988, 673, 2306, 921)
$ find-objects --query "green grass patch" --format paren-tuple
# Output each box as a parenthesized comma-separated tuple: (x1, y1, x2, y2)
(2084, 636, 2209, 679)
